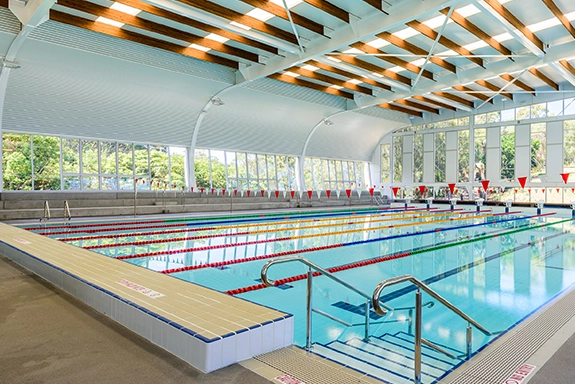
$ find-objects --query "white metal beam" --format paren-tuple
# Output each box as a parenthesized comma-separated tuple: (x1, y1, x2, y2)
(238, 0, 465, 83)
(471, 0, 545, 58)
(549, 61, 575, 87)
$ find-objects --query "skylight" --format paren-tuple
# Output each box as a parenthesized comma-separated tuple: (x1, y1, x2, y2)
(388, 66, 405, 73)
(528, 17, 561, 33)
(330, 85, 343, 89)
(348, 79, 362, 84)
(246, 8, 274, 22)
(455, 4, 481, 18)
(189, 44, 211, 52)
(366, 39, 390, 49)
(343, 48, 364, 54)
(301, 64, 319, 71)
(463, 40, 488, 51)
(205, 33, 229, 43)
(393, 27, 418, 40)
(270, 0, 303, 8)
(423, 15, 452, 29)
(230, 21, 251, 30)
(284, 71, 300, 77)
(493, 32, 513, 42)
(110, 2, 141, 16)
(371, 72, 384, 78)
(326, 56, 342, 63)
(96, 17, 124, 28)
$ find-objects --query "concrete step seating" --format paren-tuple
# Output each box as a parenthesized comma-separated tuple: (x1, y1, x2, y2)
(0, 191, 388, 221)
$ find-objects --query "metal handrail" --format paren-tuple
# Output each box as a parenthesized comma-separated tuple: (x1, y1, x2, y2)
(372, 274, 498, 384)
(372, 274, 493, 335)
(63, 200, 72, 224)
(40, 200, 50, 223)
(261, 256, 394, 350)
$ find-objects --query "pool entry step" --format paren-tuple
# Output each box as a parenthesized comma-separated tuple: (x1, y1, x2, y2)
(311, 332, 464, 384)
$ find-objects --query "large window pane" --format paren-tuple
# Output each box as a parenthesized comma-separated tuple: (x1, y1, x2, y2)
(134, 145, 149, 177)
(277, 155, 288, 190)
(2, 133, 32, 190)
(393, 136, 402, 183)
(267, 155, 278, 190)
(303, 158, 313, 190)
(150, 146, 169, 186)
(458, 130, 469, 182)
(118, 143, 133, 176)
(381, 144, 391, 183)
(81, 140, 99, 175)
(209, 150, 226, 189)
(500, 126, 515, 182)
(435, 132, 446, 182)
(100, 142, 117, 175)
(62, 138, 80, 174)
(33, 135, 60, 190)
(413, 134, 423, 183)
(474, 128, 487, 181)
(564, 120, 575, 182)
(530, 123, 546, 182)
(194, 149, 210, 189)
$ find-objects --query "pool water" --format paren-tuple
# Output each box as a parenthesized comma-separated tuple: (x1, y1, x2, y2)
(23, 206, 575, 364)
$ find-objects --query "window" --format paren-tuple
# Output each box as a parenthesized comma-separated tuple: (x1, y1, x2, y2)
(435, 132, 446, 182)
(474, 128, 487, 181)
(500, 126, 515, 182)
(381, 144, 391, 183)
(2, 133, 32, 190)
(530, 123, 546, 182)
(32, 135, 60, 191)
(413, 134, 424, 183)
(393, 136, 403, 183)
(564, 120, 575, 182)
(458, 130, 470, 182)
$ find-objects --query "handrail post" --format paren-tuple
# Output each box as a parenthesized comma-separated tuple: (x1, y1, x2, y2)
(63, 200, 71, 224)
(306, 266, 313, 351)
(133, 179, 138, 218)
(414, 289, 422, 384)
(364, 300, 370, 341)
(408, 308, 413, 335)
(466, 323, 472, 359)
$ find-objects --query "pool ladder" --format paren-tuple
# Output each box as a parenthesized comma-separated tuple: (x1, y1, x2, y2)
(372, 274, 501, 384)
(261, 257, 501, 384)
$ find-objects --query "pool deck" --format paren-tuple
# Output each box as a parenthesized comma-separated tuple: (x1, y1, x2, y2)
(0, 222, 293, 373)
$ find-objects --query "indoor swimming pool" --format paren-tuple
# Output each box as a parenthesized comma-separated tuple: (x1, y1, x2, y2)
(21, 206, 575, 383)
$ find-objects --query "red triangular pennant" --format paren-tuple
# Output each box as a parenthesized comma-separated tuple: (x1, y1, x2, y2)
(290, 190, 295, 198)
(561, 173, 570, 184)
(247, 190, 251, 197)
(233, 189, 237, 196)
(481, 180, 490, 191)
(275, 190, 279, 198)
(222, 189, 226, 196)
(419, 185, 426, 195)
(307, 190, 313, 199)
(391, 187, 400, 197)
(557, 188, 560, 193)
(345, 189, 351, 198)
(261, 190, 264, 197)
(448, 183, 455, 194)
(369, 188, 374, 196)
(518, 176, 527, 189)
(326, 190, 331, 198)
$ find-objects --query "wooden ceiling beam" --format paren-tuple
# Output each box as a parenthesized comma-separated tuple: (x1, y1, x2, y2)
(362, 0, 388, 14)
(432, 91, 475, 108)
(440, 7, 513, 59)
(49, 10, 239, 69)
(287, 67, 374, 95)
(268, 73, 355, 99)
(379, 103, 423, 117)
(302, 0, 349, 23)
(239, 0, 325, 35)
(542, 0, 575, 40)
(481, 0, 545, 53)
(178, 0, 298, 45)
(115, 0, 279, 55)
(453, 85, 493, 103)
(474, 79, 513, 101)
(306, 60, 392, 91)
(500, 74, 535, 93)
(528, 67, 559, 90)
(58, 0, 259, 63)
(377, 31, 457, 73)
(350, 42, 435, 80)
(394, 99, 440, 114)
(411, 95, 457, 111)
(406, 20, 485, 68)
(332, 55, 412, 86)
(559, 60, 575, 77)
(0, 0, 7, 8)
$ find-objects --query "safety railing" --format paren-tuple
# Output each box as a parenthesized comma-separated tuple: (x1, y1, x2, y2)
(261, 256, 394, 350)
(40, 201, 50, 224)
(372, 274, 500, 384)
(63, 200, 72, 224)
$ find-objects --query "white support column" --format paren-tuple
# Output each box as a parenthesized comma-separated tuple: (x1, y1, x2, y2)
(446, 131, 458, 183)
(546, 121, 563, 183)
(469, 117, 476, 191)
(296, 156, 305, 191)
(402, 134, 414, 184)
(515, 124, 530, 181)
(423, 133, 435, 183)
(184, 147, 194, 188)
(486, 126, 501, 182)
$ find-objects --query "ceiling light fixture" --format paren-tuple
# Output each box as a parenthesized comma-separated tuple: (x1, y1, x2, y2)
(211, 98, 224, 106)
(324, 118, 334, 125)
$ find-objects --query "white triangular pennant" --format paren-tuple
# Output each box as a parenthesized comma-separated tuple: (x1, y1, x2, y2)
(316, 190, 322, 199)
(357, 189, 362, 198)
(336, 190, 341, 199)
(283, 190, 287, 198)
(298, 190, 304, 199)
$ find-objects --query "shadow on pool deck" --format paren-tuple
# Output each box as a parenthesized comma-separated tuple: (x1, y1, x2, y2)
(0, 254, 272, 384)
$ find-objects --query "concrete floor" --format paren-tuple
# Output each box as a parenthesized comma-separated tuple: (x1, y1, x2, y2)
(0, 254, 272, 384)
